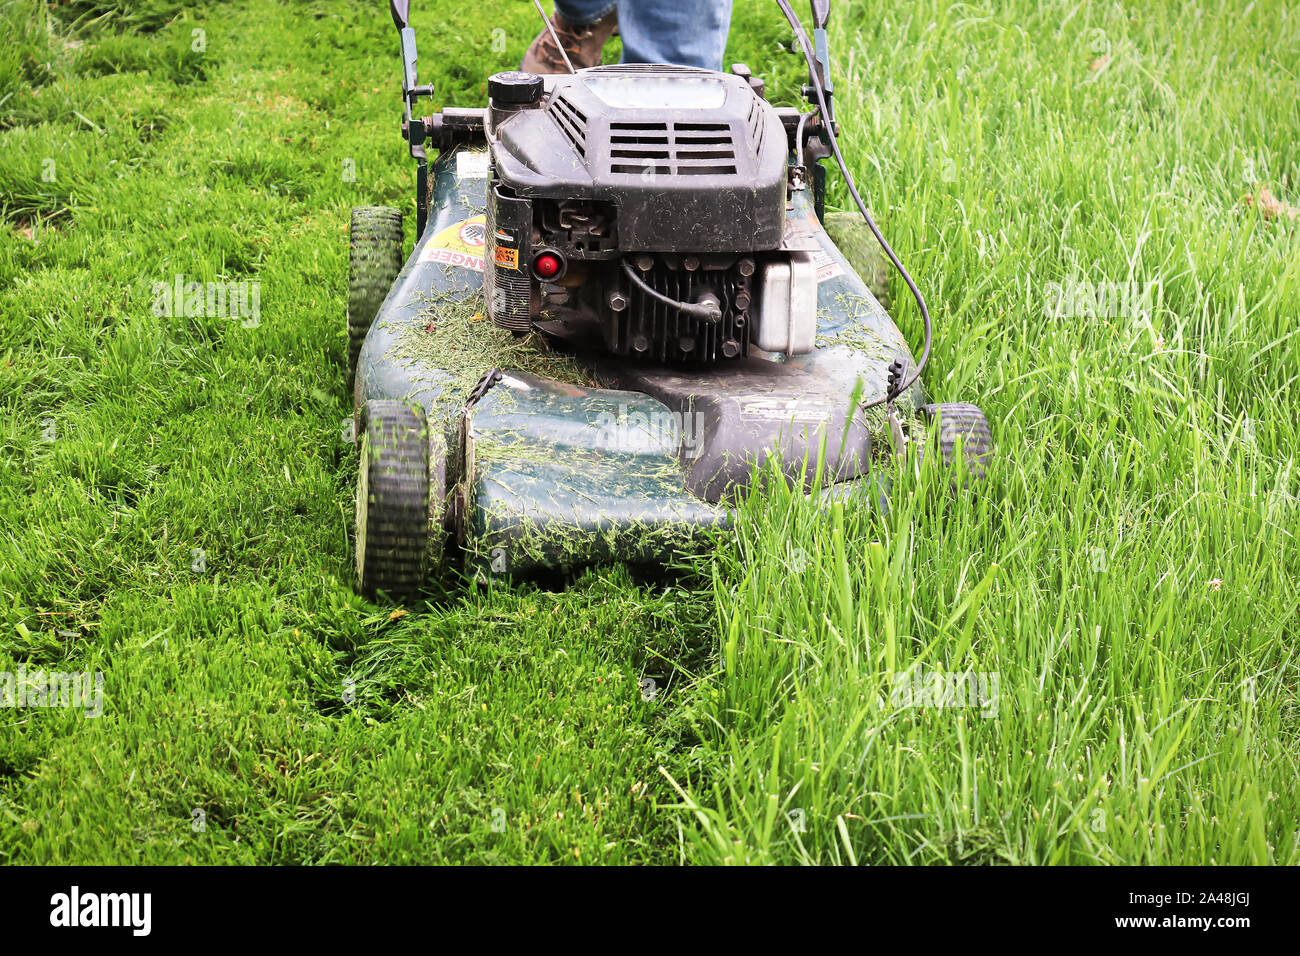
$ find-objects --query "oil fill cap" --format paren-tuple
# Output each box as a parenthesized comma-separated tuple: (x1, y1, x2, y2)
(489, 71, 544, 105)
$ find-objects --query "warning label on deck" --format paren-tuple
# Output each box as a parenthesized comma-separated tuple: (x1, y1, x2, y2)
(419, 215, 486, 272)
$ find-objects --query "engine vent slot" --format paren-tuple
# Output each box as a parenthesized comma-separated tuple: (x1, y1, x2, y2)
(670, 122, 736, 175)
(549, 94, 588, 158)
(611, 122, 668, 133)
(607, 122, 739, 177)
(746, 99, 765, 155)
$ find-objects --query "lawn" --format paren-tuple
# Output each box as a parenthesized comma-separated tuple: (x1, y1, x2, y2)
(0, 0, 1296, 864)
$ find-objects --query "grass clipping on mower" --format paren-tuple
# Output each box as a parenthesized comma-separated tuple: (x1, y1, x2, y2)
(387, 284, 598, 415)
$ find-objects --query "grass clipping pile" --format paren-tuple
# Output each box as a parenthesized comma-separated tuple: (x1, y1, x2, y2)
(387, 286, 598, 420)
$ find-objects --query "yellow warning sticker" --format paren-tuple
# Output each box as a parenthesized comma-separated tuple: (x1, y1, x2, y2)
(419, 215, 487, 272)
(493, 245, 520, 270)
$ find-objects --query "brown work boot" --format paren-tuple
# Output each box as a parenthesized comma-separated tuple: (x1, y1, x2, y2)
(520, 8, 618, 73)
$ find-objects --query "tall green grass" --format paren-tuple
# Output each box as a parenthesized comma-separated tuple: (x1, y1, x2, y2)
(662, 0, 1299, 864)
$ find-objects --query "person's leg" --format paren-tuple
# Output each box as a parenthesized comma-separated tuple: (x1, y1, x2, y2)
(553, 0, 617, 25)
(615, 0, 733, 71)
(523, 0, 734, 74)
(521, 2, 619, 73)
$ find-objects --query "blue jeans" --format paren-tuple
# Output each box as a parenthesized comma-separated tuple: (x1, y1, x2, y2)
(554, 0, 733, 72)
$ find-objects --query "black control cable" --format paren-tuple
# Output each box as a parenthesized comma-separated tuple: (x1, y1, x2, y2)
(621, 259, 723, 322)
(776, 0, 932, 408)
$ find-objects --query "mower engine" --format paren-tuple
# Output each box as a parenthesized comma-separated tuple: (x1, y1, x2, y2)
(483, 65, 817, 362)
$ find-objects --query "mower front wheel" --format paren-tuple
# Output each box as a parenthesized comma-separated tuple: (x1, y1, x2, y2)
(355, 400, 435, 601)
(347, 206, 404, 381)
(920, 402, 993, 479)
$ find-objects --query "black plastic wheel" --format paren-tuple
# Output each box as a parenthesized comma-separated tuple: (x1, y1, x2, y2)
(356, 400, 429, 600)
(822, 210, 891, 312)
(920, 402, 993, 478)
(347, 206, 404, 381)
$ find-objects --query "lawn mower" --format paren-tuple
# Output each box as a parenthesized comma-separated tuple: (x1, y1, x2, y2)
(348, 0, 992, 598)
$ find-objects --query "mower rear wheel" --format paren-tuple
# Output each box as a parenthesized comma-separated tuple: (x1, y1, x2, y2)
(348, 206, 404, 381)
(356, 400, 429, 601)
(920, 403, 993, 478)
(823, 210, 891, 312)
